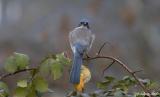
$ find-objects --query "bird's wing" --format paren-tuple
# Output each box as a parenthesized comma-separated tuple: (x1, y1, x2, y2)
(88, 33, 95, 51)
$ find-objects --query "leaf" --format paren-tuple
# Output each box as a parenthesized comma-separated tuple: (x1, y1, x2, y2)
(56, 53, 71, 66)
(134, 93, 145, 97)
(104, 76, 115, 82)
(4, 56, 18, 73)
(148, 81, 158, 89)
(39, 54, 65, 80)
(97, 76, 115, 89)
(39, 52, 70, 80)
(0, 81, 9, 93)
(33, 76, 48, 93)
(26, 85, 36, 97)
(4, 52, 30, 73)
(113, 80, 128, 91)
(14, 52, 30, 69)
(139, 78, 151, 87)
(113, 76, 136, 91)
(0, 81, 9, 97)
(139, 79, 158, 89)
(13, 87, 27, 97)
(97, 81, 111, 89)
(26, 90, 36, 97)
(17, 80, 27, 88)
(123, 76, 136, 86)
(39, 58, 55, 76)
(97, 82, 107, 89)
(114, 89, 126, 97)
(52, 53, 70, 79)
(50, 61, 63, 80)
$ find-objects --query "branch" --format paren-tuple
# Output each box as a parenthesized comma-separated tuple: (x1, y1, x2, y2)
(102, 60, 115, 76)
(133, 69, 143, 74)
(96, 42, 112, 56)
(0, 68, 37, 80)
(96, 42, 107, 56)
(83, 56, 153, 97)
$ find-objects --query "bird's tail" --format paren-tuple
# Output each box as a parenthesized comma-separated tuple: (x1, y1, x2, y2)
(70, 48, 83, 84)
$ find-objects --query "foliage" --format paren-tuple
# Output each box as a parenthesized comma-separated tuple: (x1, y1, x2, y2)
(96, 76, 137, 97)
(68, 76, 159, 97)
(0, 52, 159, 97)
(4, 52, 29, 73)
(39, 53, 71, 80)
(0, 81, 9, 97)
(1, 52, 71, 97)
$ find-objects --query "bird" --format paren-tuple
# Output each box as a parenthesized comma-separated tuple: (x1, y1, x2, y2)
(69, 19, 95, 85)
(74, 65, 91, 92)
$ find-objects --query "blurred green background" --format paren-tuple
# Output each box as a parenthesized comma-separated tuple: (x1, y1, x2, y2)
(0, 0, 160, 96)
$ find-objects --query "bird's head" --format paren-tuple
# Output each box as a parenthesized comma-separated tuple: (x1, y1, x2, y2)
(78, 19, 90, 29)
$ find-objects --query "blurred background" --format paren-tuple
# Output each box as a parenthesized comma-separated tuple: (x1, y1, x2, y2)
(0, 0, 160, 96)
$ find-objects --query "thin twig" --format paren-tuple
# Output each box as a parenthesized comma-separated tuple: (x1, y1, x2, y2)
(133, 69, 143, 74)
(96, 42, 107, 56)
(0, 68, 37, 80)
(102, 60, 115, 76)
(85, 52, 90, 59)
(40, 53, 55, 65)
(96, 41, 113, 56)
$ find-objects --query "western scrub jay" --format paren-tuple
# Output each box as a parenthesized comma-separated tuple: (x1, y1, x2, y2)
(69, 19, 95, 84)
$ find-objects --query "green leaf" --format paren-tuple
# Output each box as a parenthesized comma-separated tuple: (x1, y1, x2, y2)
(4, 56, 18, 73)
(113, 80, 128, 91)
(113, 76, 136, 91)
(17, 80, 27, 88)
(0, 81, 9, 97)
(134, 93, 145, 97)
(0, 81, 9, 93)
(114, 89, 126, 97)
(148, 81, 158, 89)
(39, 52, 70, 80)
(56, 53, 71, 66)
(139, 79, 158, 89)
(52, 52, 70, 79)
(13, 87, 27, 97)
(0, 93, 6, 97)
(4, 52, 30, 73)
(39, 54, 65, 80)
(97, 76, 115, 89)
(97, 81, 111, 89)
(39, 58, 55, 76)
(104, 76, 115, 82)
(26, 89, 36, 97)
(14, 52, 30, 69)
(50, 61, 63, 80)
(33, 76, 48, 93)
(26, 85, 36, 97)
(123, 76, 136, 86)
(97, 82, 107, 89)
